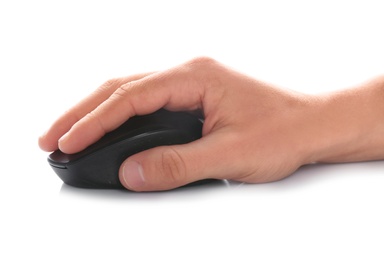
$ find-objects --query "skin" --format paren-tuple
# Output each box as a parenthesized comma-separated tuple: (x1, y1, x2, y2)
(38, 57, 384, 191)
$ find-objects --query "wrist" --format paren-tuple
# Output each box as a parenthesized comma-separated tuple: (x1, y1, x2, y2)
(306, 77, 384, 163)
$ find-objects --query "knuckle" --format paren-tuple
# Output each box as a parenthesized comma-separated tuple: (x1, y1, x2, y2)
(182, 56, 222, 91)
(96, 78, 121, 92)
(158, 148, 187, 183)
(187, 56, 217, 68)
(93, 78, 125, 97)
(85, 110, 107, 133)
(120, 81, 134, 91)
(109, 82, 137, 115)
(101, 78, 122, 89)
(112, 82, 131, 99)
(108, 82, 135, 106)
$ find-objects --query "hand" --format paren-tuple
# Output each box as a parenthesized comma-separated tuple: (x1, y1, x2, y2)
(39, 57, 384, 191)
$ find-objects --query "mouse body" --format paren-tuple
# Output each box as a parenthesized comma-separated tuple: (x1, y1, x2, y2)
(48, 109, 203, 189)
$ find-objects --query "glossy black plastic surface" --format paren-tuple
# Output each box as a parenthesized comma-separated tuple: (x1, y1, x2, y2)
(48, 109, 203, 189)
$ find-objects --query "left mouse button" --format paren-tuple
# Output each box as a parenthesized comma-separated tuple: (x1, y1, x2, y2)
(48, 150, 70, 164)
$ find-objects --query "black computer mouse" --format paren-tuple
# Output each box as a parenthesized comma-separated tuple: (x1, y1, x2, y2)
(48, 109, 204, 189)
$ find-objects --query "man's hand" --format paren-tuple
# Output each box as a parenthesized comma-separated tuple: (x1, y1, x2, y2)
(39, 57, 384, 191)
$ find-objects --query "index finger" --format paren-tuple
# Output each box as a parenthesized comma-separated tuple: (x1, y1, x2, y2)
(39, 72, 154, 152)
(58, 58, 216, 154)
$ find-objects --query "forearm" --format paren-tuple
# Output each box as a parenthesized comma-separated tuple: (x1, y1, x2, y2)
(308, 76, 384, 163)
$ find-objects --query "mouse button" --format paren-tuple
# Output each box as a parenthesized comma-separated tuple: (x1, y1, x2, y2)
(47, 125, 168, 167)
(48, 150, 70, 165)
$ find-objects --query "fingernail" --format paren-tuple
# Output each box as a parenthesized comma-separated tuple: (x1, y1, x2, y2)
(58, 132, 69, 144)
(58, 132, 69, 151)
(121, 160, 145, 189)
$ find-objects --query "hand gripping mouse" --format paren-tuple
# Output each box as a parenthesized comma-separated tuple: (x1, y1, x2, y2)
(48, 109, 205, 189)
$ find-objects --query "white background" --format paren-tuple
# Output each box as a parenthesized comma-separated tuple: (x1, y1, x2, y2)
(1, 0, 383, 259)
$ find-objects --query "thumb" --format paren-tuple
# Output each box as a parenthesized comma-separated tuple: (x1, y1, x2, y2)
(118, 137, 227, 191)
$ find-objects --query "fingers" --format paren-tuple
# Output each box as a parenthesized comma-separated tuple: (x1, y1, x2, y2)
(38, 72, 154, 152)
(57, 58, 217, 154)
(118, 133, 235, 191)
